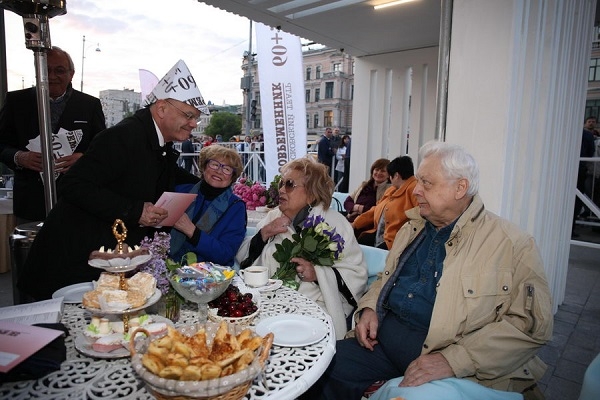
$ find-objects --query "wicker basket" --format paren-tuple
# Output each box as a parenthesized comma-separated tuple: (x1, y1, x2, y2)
(130, 323, 273, 400)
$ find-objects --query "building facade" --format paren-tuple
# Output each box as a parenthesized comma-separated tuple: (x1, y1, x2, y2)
(241, 47, 354, 141)
(586, 25, 600, 118)
(99, 89, 142, 128)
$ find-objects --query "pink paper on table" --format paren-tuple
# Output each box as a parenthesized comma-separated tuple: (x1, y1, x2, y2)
(155, 192, 197, 226)
(0, 321, 64, 372)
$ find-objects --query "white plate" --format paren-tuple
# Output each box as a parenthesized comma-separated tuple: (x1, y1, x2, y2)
(52, 282, 94, 303)
(88, 253, 152, 273)
(77, 315, 172, 358)
(258, 279, 283, 292)
(74, 333, 130, 359)
(83, 288, 162, 315)
(255, 314, 327, 347)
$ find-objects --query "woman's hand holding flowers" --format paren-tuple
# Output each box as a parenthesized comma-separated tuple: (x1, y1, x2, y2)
(260, 216, 291, 241)
(292, 257, 316, 282)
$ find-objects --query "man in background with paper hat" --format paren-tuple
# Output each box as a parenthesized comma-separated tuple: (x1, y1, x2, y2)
(19, 60, 208, 301)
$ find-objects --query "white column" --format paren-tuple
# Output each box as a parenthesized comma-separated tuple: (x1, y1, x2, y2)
(445, 0, 596, 311)
(350, 47, 439, 191)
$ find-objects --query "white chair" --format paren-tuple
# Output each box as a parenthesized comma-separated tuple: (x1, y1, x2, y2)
(245, 225, 258, 237)
(360, 244, 389, 286)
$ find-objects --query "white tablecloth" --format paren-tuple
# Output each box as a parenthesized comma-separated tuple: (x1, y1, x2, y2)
(0, 286, 336, 399)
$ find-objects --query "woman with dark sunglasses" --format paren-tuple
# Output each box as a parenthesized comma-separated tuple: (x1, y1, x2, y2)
(237, 157, 367, 339)
(170, 145, 246, 266)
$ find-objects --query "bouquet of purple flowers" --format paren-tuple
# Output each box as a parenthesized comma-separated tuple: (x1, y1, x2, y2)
(272, 215, 345, 290)
(138, 232, 172, 295)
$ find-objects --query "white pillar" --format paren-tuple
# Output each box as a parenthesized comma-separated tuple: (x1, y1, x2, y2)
(350, 47, 439, 191)
(445, 0, 596, 311)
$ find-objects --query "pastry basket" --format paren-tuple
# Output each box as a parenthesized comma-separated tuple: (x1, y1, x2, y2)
(130, 322, 273, 400)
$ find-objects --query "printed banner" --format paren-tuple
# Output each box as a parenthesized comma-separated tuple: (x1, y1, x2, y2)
(255, 23, 307, 183)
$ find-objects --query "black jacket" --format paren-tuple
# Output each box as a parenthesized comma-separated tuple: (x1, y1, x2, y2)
(0, 87, 106, 221)
(19, 108, 198, 299)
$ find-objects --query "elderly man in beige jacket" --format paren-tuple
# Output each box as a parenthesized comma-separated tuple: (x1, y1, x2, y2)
(301, 141, 553, 400)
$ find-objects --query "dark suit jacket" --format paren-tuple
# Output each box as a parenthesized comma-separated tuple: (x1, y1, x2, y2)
(318, 135, 334, 168)
(0, 86, 106, 221)
(18, 108, 199, 299)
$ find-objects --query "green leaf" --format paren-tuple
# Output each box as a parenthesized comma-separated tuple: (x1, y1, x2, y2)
(303, 235, 318, 252)
(180, 252, 197, 266)
(318, 257, 334, 266)
(289, 242, 301, 256)
(166, 258, 180, 272)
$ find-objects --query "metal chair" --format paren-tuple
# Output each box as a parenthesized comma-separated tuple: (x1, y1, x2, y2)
(331, 191, 349, 215)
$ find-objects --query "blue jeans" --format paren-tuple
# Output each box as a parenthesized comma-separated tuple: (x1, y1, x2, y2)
(301, 312, 428, 400)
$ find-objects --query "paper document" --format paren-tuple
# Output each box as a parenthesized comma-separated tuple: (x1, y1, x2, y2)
(155, 192, 197, 226)
(27, 128, 83, 180)
(0, 321, 64, 372)
(0, 298, 64, 325)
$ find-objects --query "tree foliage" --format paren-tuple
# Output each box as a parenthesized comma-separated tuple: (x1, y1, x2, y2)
(203, 112, 242, 141)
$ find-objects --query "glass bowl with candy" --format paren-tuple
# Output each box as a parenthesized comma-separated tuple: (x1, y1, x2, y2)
(169, 262, 235, 324)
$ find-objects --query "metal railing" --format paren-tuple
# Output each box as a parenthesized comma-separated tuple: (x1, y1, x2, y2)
(572, 155, 600, 249)
(175, 142, 267, 184)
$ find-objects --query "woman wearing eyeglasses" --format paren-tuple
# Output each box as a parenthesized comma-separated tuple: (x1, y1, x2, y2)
(169, 145, 246, 266)
(236, 157, 367, 339)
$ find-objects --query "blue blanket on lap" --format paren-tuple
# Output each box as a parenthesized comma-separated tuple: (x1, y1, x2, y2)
(369, 377, 523, 400)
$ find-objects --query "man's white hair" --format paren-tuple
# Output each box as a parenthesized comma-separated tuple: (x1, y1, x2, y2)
(419, 141, 479, 196)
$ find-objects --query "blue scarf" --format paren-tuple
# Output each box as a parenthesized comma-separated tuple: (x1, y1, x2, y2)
(170, 181, 234, 257)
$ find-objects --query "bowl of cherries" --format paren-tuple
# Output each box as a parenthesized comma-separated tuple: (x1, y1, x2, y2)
(207, 285, 260, 326)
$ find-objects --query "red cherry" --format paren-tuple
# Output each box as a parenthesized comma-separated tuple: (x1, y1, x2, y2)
(232, 309, 244, 318)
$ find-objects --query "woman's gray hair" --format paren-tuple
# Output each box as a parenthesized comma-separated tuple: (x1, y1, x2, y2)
(419, 141, 479, 196)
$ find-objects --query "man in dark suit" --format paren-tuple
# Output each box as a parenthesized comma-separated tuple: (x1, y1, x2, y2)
(318, 127, 335, 172)
(18, 60, 207, 300)
(0, 46, 106, 224)
(181, 134, 195, 173)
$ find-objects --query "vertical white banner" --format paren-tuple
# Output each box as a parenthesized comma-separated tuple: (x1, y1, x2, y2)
(255, 23, 307, 184)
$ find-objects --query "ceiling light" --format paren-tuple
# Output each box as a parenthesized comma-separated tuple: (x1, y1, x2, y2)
(374, 0, 416, 10)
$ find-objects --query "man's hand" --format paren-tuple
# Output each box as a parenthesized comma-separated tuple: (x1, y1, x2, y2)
(355, 308, 379, 350)
(139, 202, 168, 227)
(17, 151, 43, 172)
(55, 152, 83, 173)
(400, 353, 454, 387)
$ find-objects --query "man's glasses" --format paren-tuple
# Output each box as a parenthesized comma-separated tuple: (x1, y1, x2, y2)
(166, 100, 201, 122)
(278, 179, 305, 192)
(47, 67, 70, 76)
(207, 159, 235, 176)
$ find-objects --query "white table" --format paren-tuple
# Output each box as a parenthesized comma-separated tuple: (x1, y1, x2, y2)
(0, 286, 336, 399)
